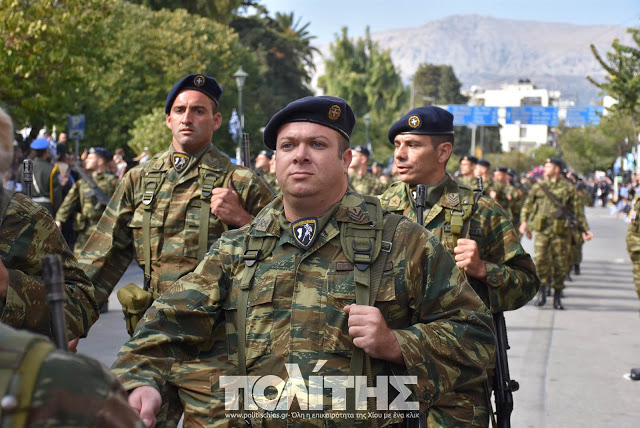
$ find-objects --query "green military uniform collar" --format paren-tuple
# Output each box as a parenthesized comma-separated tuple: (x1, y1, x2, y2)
(405, 175, 462, 210)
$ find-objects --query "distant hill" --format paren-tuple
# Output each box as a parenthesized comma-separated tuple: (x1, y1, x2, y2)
(313, 14, 634, 105)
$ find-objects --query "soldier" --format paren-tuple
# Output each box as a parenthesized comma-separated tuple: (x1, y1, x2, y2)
(0, 106, 98, 340)
(17, 137, 63, 216)
(254, 149, 280, 193)
(490, 167, 513, 220)
(457, 154, 478, 187)
(55, 147, 119, 256)
(76, 74, 273, 425)
(474, 158, 494, 196)
(379, 106, 539, 426)
(0, 322, 144, 427)
(519, 158, 593, 310)
(348, 144, 385, 195)
(111, 96, 495, 427)
(507, 168, 526, 231)
(626, 197, 640, 314)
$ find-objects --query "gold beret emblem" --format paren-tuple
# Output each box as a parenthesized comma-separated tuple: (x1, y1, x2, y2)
(194, 75, 205, 87)
(408, 115, 421, 129)
(328, 105, 342, 121)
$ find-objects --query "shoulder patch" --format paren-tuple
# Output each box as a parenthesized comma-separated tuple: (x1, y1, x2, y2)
(254, 215, 273, 232)
(446, 193, 460, 206)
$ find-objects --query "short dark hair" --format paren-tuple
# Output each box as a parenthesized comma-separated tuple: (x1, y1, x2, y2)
(338, 136, 350, 159)
(430, 134, 454, 148)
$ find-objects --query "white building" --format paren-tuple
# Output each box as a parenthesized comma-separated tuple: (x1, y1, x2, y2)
(465, 80, 564, 153)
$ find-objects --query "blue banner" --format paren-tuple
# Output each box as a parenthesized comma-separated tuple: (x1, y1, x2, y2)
(505, 106, 558, 126)
(446, 105, 499, 126)
(564, 106, 604, 127)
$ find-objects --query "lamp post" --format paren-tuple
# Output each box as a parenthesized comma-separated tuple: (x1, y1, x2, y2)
(363, 113, 372, 155)
(233, 66, 248, 162)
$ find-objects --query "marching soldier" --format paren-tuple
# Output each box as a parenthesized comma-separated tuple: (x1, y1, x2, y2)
(18, 137, 63, 215)
(457, 154, 478, 187)
(111, 96, 495, 427)
(348, 144, 385, 195)
(76, 74, 273, 425)
(379, 106, 540, 426)
(254, 149, 279, 193)
(519, 158, 593, 310)
(55, 147, 119, 256)
(491, 167, 513, 220)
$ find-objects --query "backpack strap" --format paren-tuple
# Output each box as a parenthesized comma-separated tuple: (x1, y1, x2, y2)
(0, 330, 54, 428)
(48, 163, 59, 207)
(141, 169, 166, 293)
(443, 187, 477, 248)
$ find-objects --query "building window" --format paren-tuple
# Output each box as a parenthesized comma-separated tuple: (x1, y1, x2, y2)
(521, 97, 542, 106)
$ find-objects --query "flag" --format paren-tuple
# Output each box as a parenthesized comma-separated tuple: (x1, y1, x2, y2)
(228, 108, 241, 143)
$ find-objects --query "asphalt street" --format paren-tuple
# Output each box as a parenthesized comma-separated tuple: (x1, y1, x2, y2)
(77, 206, 640, 427)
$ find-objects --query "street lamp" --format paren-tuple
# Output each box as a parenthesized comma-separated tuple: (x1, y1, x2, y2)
(363, 113, 372, 155)
(233, 66, 248, 162)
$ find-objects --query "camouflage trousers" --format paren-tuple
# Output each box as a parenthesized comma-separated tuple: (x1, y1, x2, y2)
(632, 260, 640, 303)
(533, 232, 571, 289)
(428, 384, 490, 427)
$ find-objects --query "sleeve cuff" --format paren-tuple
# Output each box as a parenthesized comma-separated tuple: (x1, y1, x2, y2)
(484, 262, 504, 288)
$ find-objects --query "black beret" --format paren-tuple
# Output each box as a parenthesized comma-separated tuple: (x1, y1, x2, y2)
(460, 155, 478, 164)
(546, 158, 564, 168)
(89, 146, 113, 161)
(387, 106, 454, 144)
(165, 74, 223, 114)
(496, 166, 508, 173)
(477, 159, 491, 168)
(352, 145, 370, 157)
(372, 161, 383, 168)
(263, 96, 356, 150)
(507, 168, 516, 177)
(257, 149, 273, 159)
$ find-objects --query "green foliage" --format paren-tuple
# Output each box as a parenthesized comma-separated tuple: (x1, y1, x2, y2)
(125, 0, 252, 23)
(127, 107, 170, 156)
(411, 63, 468, 106)
(530, 145, 559, 166)
(318, 27, 407, 162)
(485, 151, 535, 175)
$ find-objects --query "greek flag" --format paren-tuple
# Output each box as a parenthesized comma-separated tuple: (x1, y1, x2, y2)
(228, 108, 241, 143)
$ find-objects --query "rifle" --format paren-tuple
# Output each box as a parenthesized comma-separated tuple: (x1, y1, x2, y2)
(241, 133, 251, 169)
(71, 162, 111, 207)
(492, 312, 519, 428)
(415, 184, 426, 225)
(538, 183, 586, 234)
(23, 159, 33, 198)
(42, 254, 69, 351)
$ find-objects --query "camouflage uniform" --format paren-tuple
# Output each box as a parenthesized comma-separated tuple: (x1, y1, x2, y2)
(259, 169, 280, 194)
(570, 185, 590, 270)
(77, 143, 273, 426)
(349, 172, 385, 196)
(380, 175, 539, 426)
(490, 180, 512, 221)
(0, 188, 98, 340)
(520, 178, 588, 291)
(0, 323, 143, 427)
(626, 199, 640, 311)
(112, 191, 496, 427)
(54, 171, 119, 256)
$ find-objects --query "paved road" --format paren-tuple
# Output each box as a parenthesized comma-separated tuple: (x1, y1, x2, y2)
(77, 206, 640, 427)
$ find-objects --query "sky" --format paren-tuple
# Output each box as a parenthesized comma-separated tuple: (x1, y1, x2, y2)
(262, 0, 640, 45)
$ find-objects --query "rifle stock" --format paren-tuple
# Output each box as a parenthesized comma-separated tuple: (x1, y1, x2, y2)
(23, 159, 33, 198)
(42, 254, 69, 351)
(415, 184, 426, 225)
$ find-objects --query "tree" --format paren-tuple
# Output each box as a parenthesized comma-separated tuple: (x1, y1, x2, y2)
(317, 27, 407, 162)
(411, 63, 468, 106)
(588, 25, 640, 156)
(125, 0, 258, 24)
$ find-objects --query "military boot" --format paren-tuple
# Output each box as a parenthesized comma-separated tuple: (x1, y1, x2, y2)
(553, 289, 564, 310)
(574, 264, 580, 275)
(535, 284, 546, 306)
(546, 283, 552, 296)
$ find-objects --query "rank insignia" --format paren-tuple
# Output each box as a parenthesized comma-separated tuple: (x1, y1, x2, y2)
(172, 152, 191, 174)
(255, 215, 273, 232)
(328, 105, 342, 121)
(292, 217, 318, 250)
(446, 193, 460, 206)
(408, 115, 421, 129)
(194, 75, 205, 87)
(388, 195, 401, 208)
(347, 207, 366, 222)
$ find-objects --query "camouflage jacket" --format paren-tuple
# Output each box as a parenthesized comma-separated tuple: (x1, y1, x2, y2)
(112, 191, 495, 422)
(77, 143, 274, 307)
(379, 175, 539, 312)
(0, 188, 98, 339)
(0, 323, 143, 427)
(258, 169, 280, 194)
(520, 178, 588, 235)
(55, 171, 119, 232)
(626, 199, 640, 261)
(349, 171, 385, 196)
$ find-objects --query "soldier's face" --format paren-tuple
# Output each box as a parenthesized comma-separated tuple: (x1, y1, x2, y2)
(166, 90, 222, 154)
(460, 159, 474, 175)
(85, 153, 99, 171)
(349, 150, 365, 169)
(543, 163, 559, 178)
(393, 134, 450, 186)
(475, 165, 488, 177)
(275, 122, 351, 201)
(255, 154, 269, 170)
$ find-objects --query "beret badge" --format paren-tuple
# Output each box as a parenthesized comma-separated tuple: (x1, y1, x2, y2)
(193, 75, 205, 87)
(408, 115, 421, 129)
(328, 105, 342, 121)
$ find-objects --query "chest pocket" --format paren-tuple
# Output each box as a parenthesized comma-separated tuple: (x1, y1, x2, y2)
(322, 264, 397, 354)
(128, 206, 165, 263)
(222, 272, 276, 367)
(184, 199, 223, 259)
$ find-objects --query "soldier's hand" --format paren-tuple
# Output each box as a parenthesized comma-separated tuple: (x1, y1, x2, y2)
(67, 338, 79, 353)
(344, 304, 403, 365)
(518, 221, 528, 236)
(453, 238, 487, 280)
(128, 386, 161, 428)
(0, 258, 8, 299)
(582, 230, 594, 241)
(210, 181, 252, 228)
(55, 220, 62, 229)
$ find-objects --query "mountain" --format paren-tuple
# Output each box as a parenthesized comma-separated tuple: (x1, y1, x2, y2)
(312, 14, 634, 105)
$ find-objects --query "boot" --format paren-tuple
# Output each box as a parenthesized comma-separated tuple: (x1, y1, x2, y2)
(574, 264, 580, 275)
(535, 285, 546, 306)
(566, 272, 573, 282)
(553, 289, 564, 310)
(100, 302, 109, 313)
(546, 284, 552, 296)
